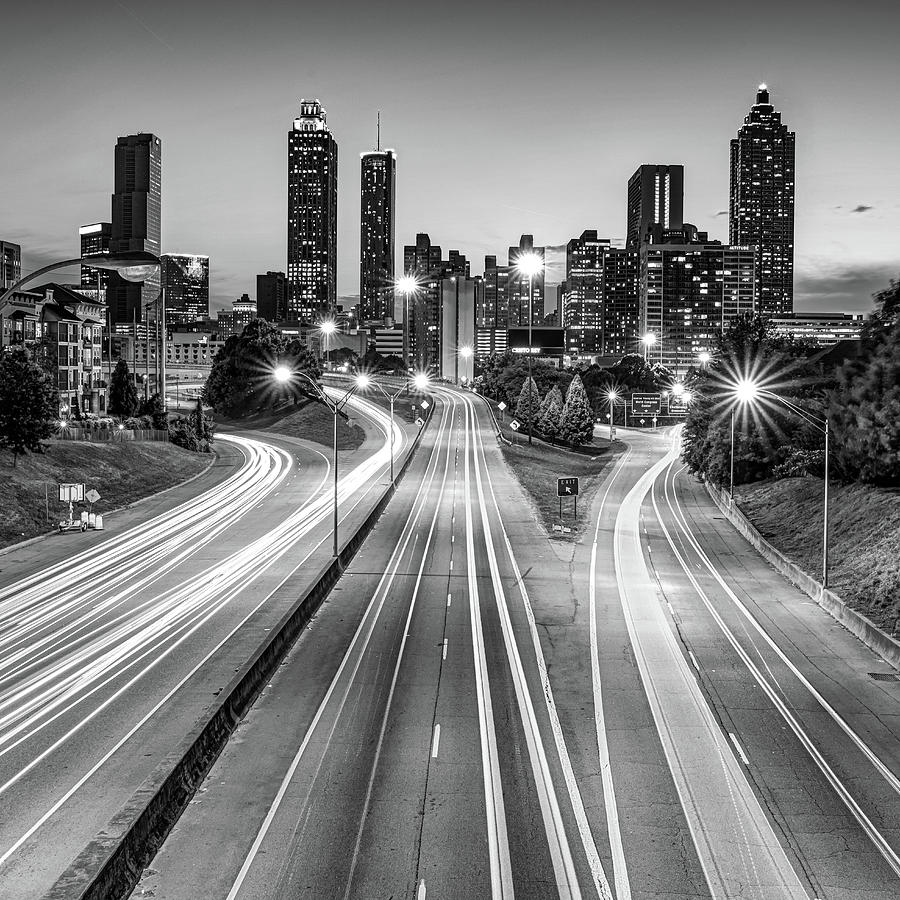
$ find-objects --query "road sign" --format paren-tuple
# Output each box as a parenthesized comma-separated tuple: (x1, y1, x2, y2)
(85, 489, 100, 504)
(667, 394, 690, 416)
(420, 400, 430, 410)
(497, 401, 507, 411)
(58, 483, 84, 503)
(557, 477, 579, 497)
(415, 416, 424, 427)
(509, 419, 520, 431)
(631, 392, 661, 416)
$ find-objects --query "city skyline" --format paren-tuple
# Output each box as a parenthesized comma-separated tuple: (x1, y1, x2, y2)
(0, 0, 897, 315)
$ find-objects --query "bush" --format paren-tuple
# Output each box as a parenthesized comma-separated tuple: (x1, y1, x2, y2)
(772, 448, 826, 479)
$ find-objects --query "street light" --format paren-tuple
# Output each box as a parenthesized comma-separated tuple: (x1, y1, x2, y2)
(395, 274, 421, 373)
(641, 332, 657, 362)
(363, 372, 431, 483)
(729, 379, 831, 587)
(515, 251, 543, 446)
(697, 351, 712, 367)
(458, 344, 473, 385)
(318, 318, 337, 366)
(605, 389, 620, 441)
(273, 366, 368, 558)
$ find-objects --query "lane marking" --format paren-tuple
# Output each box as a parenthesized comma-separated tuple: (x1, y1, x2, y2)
(729, 732, 750, 766)
(417, 880, 426, 900)
(447, 593, 452, 608)
(442, 639, 448, 660)
(688, 650, 700, 672)
(431, 724, 441, 758)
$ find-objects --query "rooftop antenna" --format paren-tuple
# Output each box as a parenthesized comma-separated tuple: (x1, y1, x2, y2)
(377, 111, 381, 151)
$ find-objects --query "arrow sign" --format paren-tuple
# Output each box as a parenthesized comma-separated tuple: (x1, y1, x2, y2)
(509, 419, 520, 431)
(557, 477, 579, 497)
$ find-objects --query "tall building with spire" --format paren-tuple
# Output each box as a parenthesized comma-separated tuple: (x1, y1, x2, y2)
(359, 115, 396, 324)
(107, 133, 162, 326)
(287, 99, 338, 323)
(729, 84, 795, 316)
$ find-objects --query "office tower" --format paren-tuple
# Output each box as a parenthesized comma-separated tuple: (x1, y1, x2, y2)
(730, 84, 795, 316)
(107, 134, 162, 326)
(564, 230, 639, 357)
(478, 253, 511, 335)
(161, 254, 210, 324)
(359, 122, 396, 324)
(79, 223, 112, 289)
(257, 271, 288, 322)
(287, 99, 338, 323)
(626, 165, 684, 248)
(402, 233, 468, 370)
(0, 241, 21, 290)
(507, 235, 545, 326)
(232, 294, 256, 334)
(440, 275, 478, 383)
(639, 226, 756, 373)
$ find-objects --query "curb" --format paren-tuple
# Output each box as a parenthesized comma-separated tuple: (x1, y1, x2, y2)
(45, 399, 436, 900)
(705, 481, 900, 671)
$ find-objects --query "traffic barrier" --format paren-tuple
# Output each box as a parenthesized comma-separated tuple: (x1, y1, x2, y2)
(45, 400, 436, 900)
(706, 482, 900, 670)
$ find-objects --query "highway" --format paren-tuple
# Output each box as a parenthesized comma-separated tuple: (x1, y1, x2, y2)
(139, 394, 900, 900)
(0, 391, 403, 898)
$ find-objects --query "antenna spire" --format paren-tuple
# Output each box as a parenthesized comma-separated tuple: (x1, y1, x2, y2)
(376, 111, 381, 151)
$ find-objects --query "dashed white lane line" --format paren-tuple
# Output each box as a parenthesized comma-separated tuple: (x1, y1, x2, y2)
(688, 650, 700, 672)
(431, 724, 441, 758)
(417, 879, 427, 900)
(447, 593, 452, 607)
(442, 638, 448, 660)
(729, 732, 750, 766)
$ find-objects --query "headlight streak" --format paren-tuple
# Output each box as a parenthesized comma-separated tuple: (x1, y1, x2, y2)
(0, 395, 403, 792)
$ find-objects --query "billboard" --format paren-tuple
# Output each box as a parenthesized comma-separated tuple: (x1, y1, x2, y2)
(506, 327, 566, 357)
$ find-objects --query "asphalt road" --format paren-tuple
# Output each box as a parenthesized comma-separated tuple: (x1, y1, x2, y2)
(0, 392, 404, 898)
(138, 400, 900, 900)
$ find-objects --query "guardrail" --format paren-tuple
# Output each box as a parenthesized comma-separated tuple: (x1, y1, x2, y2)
(46, 395, 436, 900)
(706, 481, 900, 670)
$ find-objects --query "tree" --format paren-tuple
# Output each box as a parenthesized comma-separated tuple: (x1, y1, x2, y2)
(138, 393, 169, 430)
(537, 385, 564, 443)
(193, 397, 215, 449)
(515, 376, 540, 428)
(559, 374, 595, 445)
(202, 318, 321, 416)
(0, 348, 58, 465)
(108, 359, 140, 417)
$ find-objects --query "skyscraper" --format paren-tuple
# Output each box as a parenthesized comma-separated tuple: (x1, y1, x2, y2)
(359, 125, 396, 324)
(79, 223, 112, 289)
(161, 254, 210, 324)
(107, 133, 162, 326)
(0, 241, 21, 290)
(730, 85, 795, 316)
(507, 234, 545, 326)
(257, 271, 288, 322)
(287, 99, 338, 323)
(626, 165, 684, 248)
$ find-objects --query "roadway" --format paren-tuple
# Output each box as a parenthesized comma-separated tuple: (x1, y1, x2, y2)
(140, 398, 900, 899)
(0, 390, 404, 898)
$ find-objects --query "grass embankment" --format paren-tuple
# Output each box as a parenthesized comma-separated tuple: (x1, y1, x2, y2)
(225, 400, 365, 450)
(499, 425, 620, 540)
(736, 478, 900, 634)
(0, 442, 209, 548)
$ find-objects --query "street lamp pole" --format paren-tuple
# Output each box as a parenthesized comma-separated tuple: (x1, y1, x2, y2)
(527, 271, 533, 446)
(365, 373, 430, 484)
(729, 408, 735, 501)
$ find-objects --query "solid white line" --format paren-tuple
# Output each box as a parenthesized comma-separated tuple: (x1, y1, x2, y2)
(729, 732, 750, 766)
(688, 650, 700, 672)
(432, 724, 441, 758)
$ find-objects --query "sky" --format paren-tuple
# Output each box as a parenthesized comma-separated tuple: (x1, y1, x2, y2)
(1, 0, 898, 315)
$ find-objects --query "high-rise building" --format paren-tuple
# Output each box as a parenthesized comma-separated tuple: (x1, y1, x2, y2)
(287, 99, 338, 323)
(626, 165, 684, 248)
(639, 225, 756, 373)
(402, 233, 468, 370)
(257, 271, 288, 322)
(563, 230, 639, 358)
(440, 275, 478, 383)
(507, 234, 545, 326)
(161, 254, 210, 324)
(107, 134, 162, 326)
(478, 255, 509, 329)
(0, 241, 21, 290)
(79, 223, 112, 289)
(730, 85, 795, 316)
(359, 136, 396, 324)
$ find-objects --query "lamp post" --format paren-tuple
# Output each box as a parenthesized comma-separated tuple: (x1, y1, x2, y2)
(641, 332, 656, 362)
(458, 345, 473, 386)
(395, 275, 420, 375)
(273, 366, 368, 558)
(318, 318, 337, 367)
(365, 372, 430, 483)
(697, 350, 712, 368)
(731, 379, 831, 588)
(606, 389, 619, 441)
(515, 252, 543, 446)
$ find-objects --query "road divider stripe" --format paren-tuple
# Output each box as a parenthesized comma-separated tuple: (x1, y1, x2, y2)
(432, 724, 441, 758)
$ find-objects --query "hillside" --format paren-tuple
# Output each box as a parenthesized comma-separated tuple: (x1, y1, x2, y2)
(0, 441, 209, 549)
(736, 477, 900, 634)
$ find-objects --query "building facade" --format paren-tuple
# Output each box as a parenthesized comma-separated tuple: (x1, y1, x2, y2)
(161, 254, 210, 324)
(478, 255, 509, 329)
(257, 271, 288, 322)
(359, 148, 396, 324)
(730, 85, 795, 316)
(507, 234, 545, 326)
(772, 312, 865, 346)
(640, 227, 756, 373)
(287, 99, 338, 323)
(563, 230, 639, 358)
(80, 222, 112, 290)
(107, 134, 162, 327)
(626, 164, 684, 248)
(1, 241, 22, 290)
(440, 276, 478, 383)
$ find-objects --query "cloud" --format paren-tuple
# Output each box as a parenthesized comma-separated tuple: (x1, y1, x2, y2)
(715, 210, 728, 217)
(851, 204, 873, 213)
(794, 261, 898, 313)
